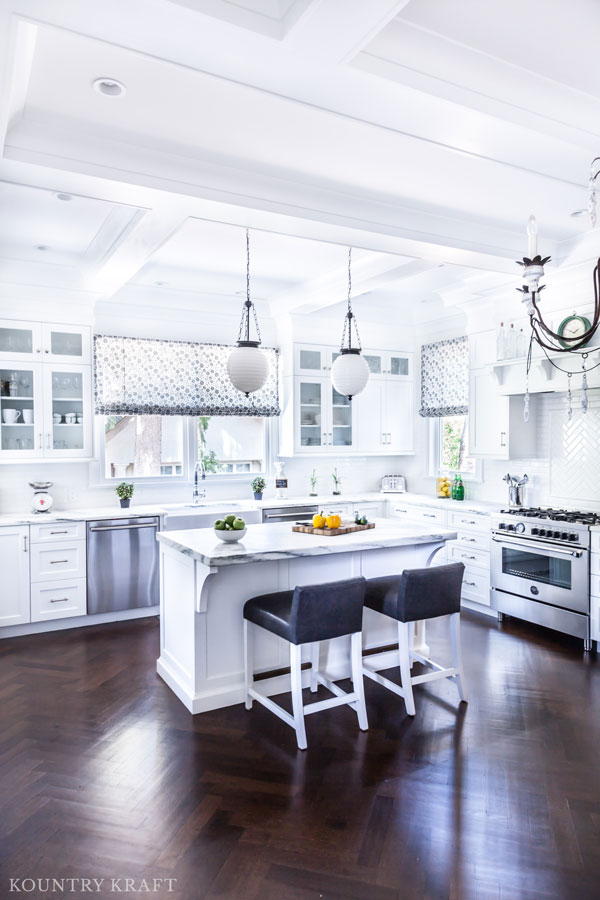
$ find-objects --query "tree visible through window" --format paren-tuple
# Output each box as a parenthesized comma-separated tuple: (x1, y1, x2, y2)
(197, 416, 265, 474)
(440, 415, 476, 475)
(104, 416, 184, 478)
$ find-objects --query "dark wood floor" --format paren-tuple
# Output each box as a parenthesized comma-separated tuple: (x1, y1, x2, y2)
(1, 611, 599, 900)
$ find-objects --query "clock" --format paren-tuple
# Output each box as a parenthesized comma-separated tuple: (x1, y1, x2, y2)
(557, 314, 591, 349)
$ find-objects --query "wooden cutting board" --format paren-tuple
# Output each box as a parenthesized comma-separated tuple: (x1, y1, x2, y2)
(292, 522, 376, 536)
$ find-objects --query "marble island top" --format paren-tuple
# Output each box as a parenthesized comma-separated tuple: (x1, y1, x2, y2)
(157, 519, 457, 567)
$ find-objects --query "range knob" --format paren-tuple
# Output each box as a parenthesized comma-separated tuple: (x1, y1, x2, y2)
(499, 522, 507, 530)
(532, 527, 539, 535)
(507, 524, 516, 531)
(561, 532, 568, 540)
(553, 530, 561, 539)
(538, 529, 546, 536)
(569, 533, 578, 541)
(515, 522, 526, 534)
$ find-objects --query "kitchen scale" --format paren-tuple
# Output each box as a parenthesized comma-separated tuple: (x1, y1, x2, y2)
(29, 481, 54, 513)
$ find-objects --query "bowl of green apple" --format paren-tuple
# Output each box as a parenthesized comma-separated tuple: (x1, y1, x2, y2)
(214, 514, 247, 542)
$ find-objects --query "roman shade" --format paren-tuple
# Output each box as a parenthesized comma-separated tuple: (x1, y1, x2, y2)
(419, 336, 468, 418)
(94, 335, 280, 417)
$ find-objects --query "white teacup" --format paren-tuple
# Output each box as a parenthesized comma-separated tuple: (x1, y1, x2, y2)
(53, 413, 62, 424)
(2, 409, 20, 424)
(22, 409, 33, 424)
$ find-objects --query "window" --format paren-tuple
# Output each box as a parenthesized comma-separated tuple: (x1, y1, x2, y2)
(431, 414, 480, 479)
(103, 416, 185, 479)
(196, 416, 266, 474)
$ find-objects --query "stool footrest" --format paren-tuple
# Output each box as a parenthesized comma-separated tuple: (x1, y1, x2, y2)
(248, 687, 295, 729)
(363, 664, 407, 701)
(304, 691, 359, 716)
(411, 667, 458, 686)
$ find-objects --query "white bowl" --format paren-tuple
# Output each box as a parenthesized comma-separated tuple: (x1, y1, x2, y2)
(215, 526, 247, 542)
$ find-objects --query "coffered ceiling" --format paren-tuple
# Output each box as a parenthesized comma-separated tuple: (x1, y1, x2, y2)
(0, 0, 598, 325)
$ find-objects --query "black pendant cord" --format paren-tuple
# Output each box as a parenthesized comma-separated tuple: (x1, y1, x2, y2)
(339, 247, 362, 352)
(236, 228, 262, 346)
(527, 257, 600, 353)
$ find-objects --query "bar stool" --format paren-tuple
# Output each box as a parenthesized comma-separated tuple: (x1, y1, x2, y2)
(243, 577, 368, 750)
(362, 562, 467, 716)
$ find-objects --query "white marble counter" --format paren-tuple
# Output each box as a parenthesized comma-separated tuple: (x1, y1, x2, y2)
(157, 519, 457, 568)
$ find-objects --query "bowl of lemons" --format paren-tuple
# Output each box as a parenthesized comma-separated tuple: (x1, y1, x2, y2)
(214, 513, 247, 542)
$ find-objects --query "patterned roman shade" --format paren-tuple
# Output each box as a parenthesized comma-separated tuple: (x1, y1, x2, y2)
(94, 335, 280, 417)
(419, 336, 468, 418)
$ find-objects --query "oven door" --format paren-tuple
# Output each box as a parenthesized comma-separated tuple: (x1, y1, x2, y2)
(491, 534, 589, 613)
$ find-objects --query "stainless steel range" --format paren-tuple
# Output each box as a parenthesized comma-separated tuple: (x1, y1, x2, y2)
(490, 507, 600, 651)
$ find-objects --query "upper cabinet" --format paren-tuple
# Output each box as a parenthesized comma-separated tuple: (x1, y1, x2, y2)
(468, 367, 537, 459)
(0, 320, 91, 364)
(282, 343, 414, 456)
(0, 319, 93, 462)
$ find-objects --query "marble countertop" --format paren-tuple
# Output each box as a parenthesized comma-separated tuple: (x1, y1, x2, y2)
(0, 491, 499, 528)
(157, 519, 458, 567)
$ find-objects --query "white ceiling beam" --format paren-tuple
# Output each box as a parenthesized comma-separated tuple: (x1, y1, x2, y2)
(283, 0, 413, 63)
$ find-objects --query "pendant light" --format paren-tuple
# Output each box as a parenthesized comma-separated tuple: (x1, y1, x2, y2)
(330, 247, 369, 400)
(227, 228, 269, 397)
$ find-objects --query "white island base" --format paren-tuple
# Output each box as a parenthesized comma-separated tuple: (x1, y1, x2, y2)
(156, 521, 456, 714)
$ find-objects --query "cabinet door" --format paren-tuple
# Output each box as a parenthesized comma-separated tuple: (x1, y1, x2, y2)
(385, 352, 412, 379)
(42, 324, 91, 364)
(386, 381, 414, 453)
(295, 345, 333, 375)
(42, 364, 93, 458)
(355, 379, 385, 452)
(0, 526, 30, 626)
(468, 368, 509, 458)
(0, 361, 44, 459)
(0, 320, 42, 361)
(330, 385, 354, 449)
(296, 378, 327, 451)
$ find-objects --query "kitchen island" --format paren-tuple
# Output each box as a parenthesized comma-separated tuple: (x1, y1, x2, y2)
(156, 519, 457, 713)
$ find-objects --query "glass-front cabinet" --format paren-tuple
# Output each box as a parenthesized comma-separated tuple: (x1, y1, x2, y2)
(0, 320, 90, 364)
(0, 363, 43, 458)
(331, 386, 352, 447)
(0, 360, 92, 460)
(299, 380, 323, 449)
(294, 377, 356, 452)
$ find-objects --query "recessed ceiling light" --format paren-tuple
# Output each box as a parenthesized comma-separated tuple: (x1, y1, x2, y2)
(35, 245, 49, 251)
(92, 77, 126, 97)
(55, 192, 73, 202)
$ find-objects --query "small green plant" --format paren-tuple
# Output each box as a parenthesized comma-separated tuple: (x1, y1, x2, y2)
(310, 468, 318, 493)
(251, 476, 266, 494)
(116, 482, 134, 500)
(332, 468, 341, 494)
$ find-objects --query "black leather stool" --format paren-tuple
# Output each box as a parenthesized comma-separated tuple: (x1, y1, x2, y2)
(362, 563, 467, 716)
(243, 577, 368, 750)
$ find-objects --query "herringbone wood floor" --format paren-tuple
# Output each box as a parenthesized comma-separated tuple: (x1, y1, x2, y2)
(0, 611, 599, 900)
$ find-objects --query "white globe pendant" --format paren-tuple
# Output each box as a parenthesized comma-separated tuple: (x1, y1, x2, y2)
(331, 349, 369, 400)
(227, 341, 269, 397)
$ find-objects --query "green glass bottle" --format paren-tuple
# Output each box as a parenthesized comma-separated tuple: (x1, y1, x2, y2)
(456, 476, 465, 501)
(451, 474, 458, 500)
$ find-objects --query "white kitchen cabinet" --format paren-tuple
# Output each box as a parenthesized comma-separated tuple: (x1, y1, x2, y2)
(29, 526, 87, 625)
(30, 538, 87, 582)
(0, 320, 90, 364)
(0, 525, 30, 626)
(294, 376, 356, 453)
(294, 344, 336, 375)
(31, 579, 87, 623)
(354, 373, 414, 454)
(468, 367, 537, 459)
(351, 502, 383, 520)
(0, 360, 92, 461)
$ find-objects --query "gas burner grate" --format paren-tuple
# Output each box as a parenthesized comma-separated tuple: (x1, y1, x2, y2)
(499, 507, 600, 525)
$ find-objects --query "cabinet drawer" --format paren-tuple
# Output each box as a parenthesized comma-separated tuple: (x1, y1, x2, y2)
(454, 530, 490, 551)
(591, 553, 600, 576)
(461, 566, 490, 606)
(450, 544, 490, 569)
(30, 539, 86, 582)
(31, 578, 87, 623)
(352, 503, 382, 519)
(30, 521, 85, 543)
(591, 574, 600, 597)
(323, 504, 351, 520)
(591, 596, 600, 643)
(448, 511, 491, 532)
(389, 504, 445, 525)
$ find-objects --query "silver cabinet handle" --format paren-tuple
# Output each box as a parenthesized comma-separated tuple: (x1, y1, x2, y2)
(89, 523, 157, 531)
(423, 513, 436, 518)
(461, 554, 477, 560)
(381, 432, 386, 445)
(500, 431, 506, 447)
(23, 535, 28, 552)
(464, 580, 477, 587)
(46, 433, 51, 449)
(462, 537, 477, 542)
(50, 598, 69, 603)
(36, 348, 41, 354)
(387, 433, 391, 443)
(44, 349, 49, 354)
(461, 519, 477, 525)
(49, 559, 69, 564)
(50, 530, 68, 535)
(38, 433, 42, 449)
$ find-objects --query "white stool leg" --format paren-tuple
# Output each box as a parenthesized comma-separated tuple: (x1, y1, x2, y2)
(290, 643, 307, 750)
(450, 612, 468, 702)
(243, 619, 253, 710)
(398, 621, 416, 716)
(350, 632, 368, 731)
(310, 641, 319, 692)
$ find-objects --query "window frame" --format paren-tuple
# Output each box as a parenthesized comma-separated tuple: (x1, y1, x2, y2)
(428, 417, 481, 482)
(90, 414, 274, 487)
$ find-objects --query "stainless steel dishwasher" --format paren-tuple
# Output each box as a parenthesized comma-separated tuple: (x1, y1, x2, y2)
(87, 517, 159, 614)
(262, 505, 318, 524)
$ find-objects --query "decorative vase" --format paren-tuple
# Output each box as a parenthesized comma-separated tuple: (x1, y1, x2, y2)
(253, 492, 263, 500)
(119, 498, 131, 508)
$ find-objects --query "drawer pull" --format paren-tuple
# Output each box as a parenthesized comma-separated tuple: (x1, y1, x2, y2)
(50, 530, 69, 535)
(461, 554, 477, 560)
(461, 519, 477, 525)
(462, 537, 477, 542)
(49, 559, 69, 565)
(423, 513, 436, 518)
(50, 598, 69, 603)
(464, 580, 477, 587)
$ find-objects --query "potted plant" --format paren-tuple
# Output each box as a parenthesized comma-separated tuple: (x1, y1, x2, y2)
(251, 476, 266, 500)
(332, 468, 341, 496)
(309, 468, 318, 497)
(116, 482, 134, 508)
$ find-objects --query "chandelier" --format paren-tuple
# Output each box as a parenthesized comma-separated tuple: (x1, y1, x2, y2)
(227, 229, 269, 397)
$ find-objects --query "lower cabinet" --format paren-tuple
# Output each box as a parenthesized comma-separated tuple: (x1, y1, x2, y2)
(29, 525, 87, 624)
(0, 525, 30, 626)
(31, 579, 86, 623)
